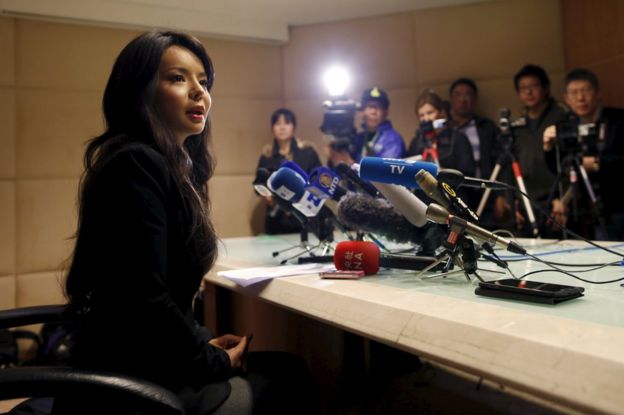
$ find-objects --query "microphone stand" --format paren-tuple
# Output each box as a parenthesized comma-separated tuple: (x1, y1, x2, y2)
(417, 222, 506, 282)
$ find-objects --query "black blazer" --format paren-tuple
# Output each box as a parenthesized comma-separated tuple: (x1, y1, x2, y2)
(64, 143, 231, 411)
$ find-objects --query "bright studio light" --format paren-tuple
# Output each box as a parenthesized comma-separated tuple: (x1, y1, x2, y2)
(323, 66, 350, 97)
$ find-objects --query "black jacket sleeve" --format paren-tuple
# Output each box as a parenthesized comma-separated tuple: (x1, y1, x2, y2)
(87, 146, 231, 388)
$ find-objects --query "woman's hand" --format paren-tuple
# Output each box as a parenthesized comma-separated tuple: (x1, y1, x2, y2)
(209, 334, 249, 370)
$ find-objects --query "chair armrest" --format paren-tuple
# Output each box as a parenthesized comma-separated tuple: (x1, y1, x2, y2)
(0, 366, 184, 415)
(0, 305, 69, 329)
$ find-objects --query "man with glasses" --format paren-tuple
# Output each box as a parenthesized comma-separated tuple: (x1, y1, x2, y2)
(543, 68, 624, 240)
(498, 65, 568, 234)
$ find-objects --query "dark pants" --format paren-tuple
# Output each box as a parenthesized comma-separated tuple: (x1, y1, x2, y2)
(182, 351, 318, 415)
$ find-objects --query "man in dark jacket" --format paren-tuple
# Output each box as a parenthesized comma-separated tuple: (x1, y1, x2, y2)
(448, 78, 502, 225)
(495, 65, 568, 235)
(448, 78, 499, 180)
(543, 68, 624, 240)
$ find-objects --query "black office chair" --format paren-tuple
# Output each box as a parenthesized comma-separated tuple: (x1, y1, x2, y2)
(0, 305, 184, 415)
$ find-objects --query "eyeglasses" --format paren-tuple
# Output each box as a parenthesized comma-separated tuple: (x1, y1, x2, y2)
(518, 83, 542, 93)
(450, 92, 475, 99)
(565, 88, 594, 98)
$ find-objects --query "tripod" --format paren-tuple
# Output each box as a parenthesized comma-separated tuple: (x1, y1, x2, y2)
(477, 114, 539, 237)
(544, 151, 606, 239)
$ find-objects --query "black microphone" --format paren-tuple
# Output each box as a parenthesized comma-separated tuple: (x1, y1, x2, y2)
(254, 168, 274, 197)
(426, 203, 526, 255)
(437, 169, 508, 191)
(336, 193, 445, 254)
(415, 169, 479, 221)
(334, 162, 379, 197)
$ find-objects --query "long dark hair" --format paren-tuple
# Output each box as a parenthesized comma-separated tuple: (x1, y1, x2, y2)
(65, 31, 217, 309)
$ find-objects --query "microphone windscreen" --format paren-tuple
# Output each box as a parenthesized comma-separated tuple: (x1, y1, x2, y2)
(359, 157, 438, 189)
(337, 193, 421, 244)
(280, 160, 309, 182)
(334, 241, 379, 275)
(268, 167, 306, 201)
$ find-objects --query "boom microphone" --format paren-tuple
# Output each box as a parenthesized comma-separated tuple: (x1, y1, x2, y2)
(359, 157, 438, 189)
(334, 241, 439, 275)
(425, 203, 526, 255)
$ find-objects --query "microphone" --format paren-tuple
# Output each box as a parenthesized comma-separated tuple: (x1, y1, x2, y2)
(334, 162, 379, 197)
(268, 167, 327, 217)
(336, 193, 444, 250)
(280, 160, 309, 182)
(253, 168, 273, 197)
(425, 203, 526, 255)
(359, 157, 505, 192)
(267, 167, 307, 202)
(308, 166, 348, 202)
(415, 169, 479, 221)
(359, 157, 438, 189)
(334, 241, 439, 275)
(437, 169, 508, 191)
(367, 180, 428, 227)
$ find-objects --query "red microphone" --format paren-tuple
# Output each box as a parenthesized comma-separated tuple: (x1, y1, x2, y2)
(334, 241, 440, 275)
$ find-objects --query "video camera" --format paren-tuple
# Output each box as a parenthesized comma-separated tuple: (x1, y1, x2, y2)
(555, 118, 598, 156)
(496, 108, 528, 151)
(420, 119, 447, 134)
(320, 97, 358, 153)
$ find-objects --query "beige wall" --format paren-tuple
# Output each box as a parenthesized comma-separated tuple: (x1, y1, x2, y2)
(284, 0, 566, 156)
(0, 0, 571, 310)
(0, 17, 282, 310)
(561, 0, 624, 107)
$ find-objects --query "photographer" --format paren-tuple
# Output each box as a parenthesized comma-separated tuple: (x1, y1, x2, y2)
(407, 89, 476, 176)
(351, 87, 405, 161)
(494, 65, 568, 234)
(543, 69, 624, 240)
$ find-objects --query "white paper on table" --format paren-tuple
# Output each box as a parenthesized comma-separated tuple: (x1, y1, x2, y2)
(218, 263, 335, 287)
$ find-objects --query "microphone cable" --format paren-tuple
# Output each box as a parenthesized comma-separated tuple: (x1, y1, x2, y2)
(491, 181, 624, 259)
(514, 259, 624, 285)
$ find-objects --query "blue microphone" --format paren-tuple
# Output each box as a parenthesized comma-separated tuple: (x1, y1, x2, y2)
(280, 160, 309, 182)
(268, 167, 326, 217)
(308, 166, 346, 201)
(268, 167, 307, 202)
(359, 157, 438, 189)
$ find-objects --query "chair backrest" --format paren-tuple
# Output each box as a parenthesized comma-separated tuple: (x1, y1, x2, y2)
(0, 305, 184, 415)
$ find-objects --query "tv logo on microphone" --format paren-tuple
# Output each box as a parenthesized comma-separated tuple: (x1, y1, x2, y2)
(389, 165, 405, 175)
